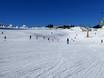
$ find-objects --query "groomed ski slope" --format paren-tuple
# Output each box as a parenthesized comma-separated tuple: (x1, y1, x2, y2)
(0, 28, 104, 78)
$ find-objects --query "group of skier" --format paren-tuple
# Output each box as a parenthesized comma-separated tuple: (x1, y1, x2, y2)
(67, 38, 76, 44)
(29, 32, 59, 43)
(2, 31, 103, 44)
(29, 32, 78, 45)
(1, 32, 7, 40)
(66, 34, 78, 44)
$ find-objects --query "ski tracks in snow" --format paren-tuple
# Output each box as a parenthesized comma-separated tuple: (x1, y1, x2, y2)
(1, 55, 104, 78)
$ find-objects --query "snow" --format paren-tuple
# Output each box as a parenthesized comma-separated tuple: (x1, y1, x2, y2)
(0, 28, 104, 78)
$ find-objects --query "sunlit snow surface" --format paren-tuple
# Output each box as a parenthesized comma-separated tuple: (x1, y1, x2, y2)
(0, 29, 104, 78)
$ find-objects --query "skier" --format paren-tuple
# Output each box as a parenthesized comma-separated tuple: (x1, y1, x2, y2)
(43, 36, 45, 39)
(95, 32, 96, 35)
(4, 36, 6, 40)
(67, 38, 69, 44)
(36, 35, 38, 40)
(74, 36, 76, 39)
(52, 38, 54, 42)
(2, 32, 3, 34)
(51, 32, 53, 34)
(48, 38, 50, 41)
(101, 40, 103, 43)
(73, 39, 75, 42)
(30, 35, 32, 39)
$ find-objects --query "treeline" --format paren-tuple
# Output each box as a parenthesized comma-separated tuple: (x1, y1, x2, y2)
(93, 25, 102, 28)
(46, 24, 75, 29)
(46, 23, 104, 29)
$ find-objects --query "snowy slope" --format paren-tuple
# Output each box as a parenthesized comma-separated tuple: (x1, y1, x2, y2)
(0, 29, 104, 78)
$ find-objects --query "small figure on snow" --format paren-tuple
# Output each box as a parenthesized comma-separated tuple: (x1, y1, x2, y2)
(43, 36, 45, 39)
(4, 36, 6, 40)
(2, 32, 3, 34)
(48, 38, 50, 41)
(29, 35, 32, 39)
(101, 40, 103, 43)
(67, 38, 69, 44)
(51, 32, 53, 34)
(73, 39, 75, 42)
(36, 35, 38, 40)
(95, 32, 96, 35)
(52, 38, 54, 42)
(74, 36, 76, 39)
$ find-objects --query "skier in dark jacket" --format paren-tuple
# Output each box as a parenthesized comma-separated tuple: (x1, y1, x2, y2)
(2, 32, 3, 34)
(67, 38, 69, 44)
(101, 40, 103, 43)
(30, 35, 32, 39)
(4, 36, 6, 40)
(48, 38, 50, 40)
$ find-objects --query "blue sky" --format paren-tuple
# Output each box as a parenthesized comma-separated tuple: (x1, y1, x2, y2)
(0, 0, 104, 26)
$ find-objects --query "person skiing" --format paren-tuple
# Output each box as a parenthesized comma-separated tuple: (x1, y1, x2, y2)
(43, 36, 45, 39)
(67, 38, 69, 44)
(74, 36, 76, 39)
(2, 32, 3, 34)
(4, 36, 6, 40)
(30, 35, 32, 39)
(101, 40, 103, 43)
(48, 38, 50, 41)
(36, 35, 38, 40)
